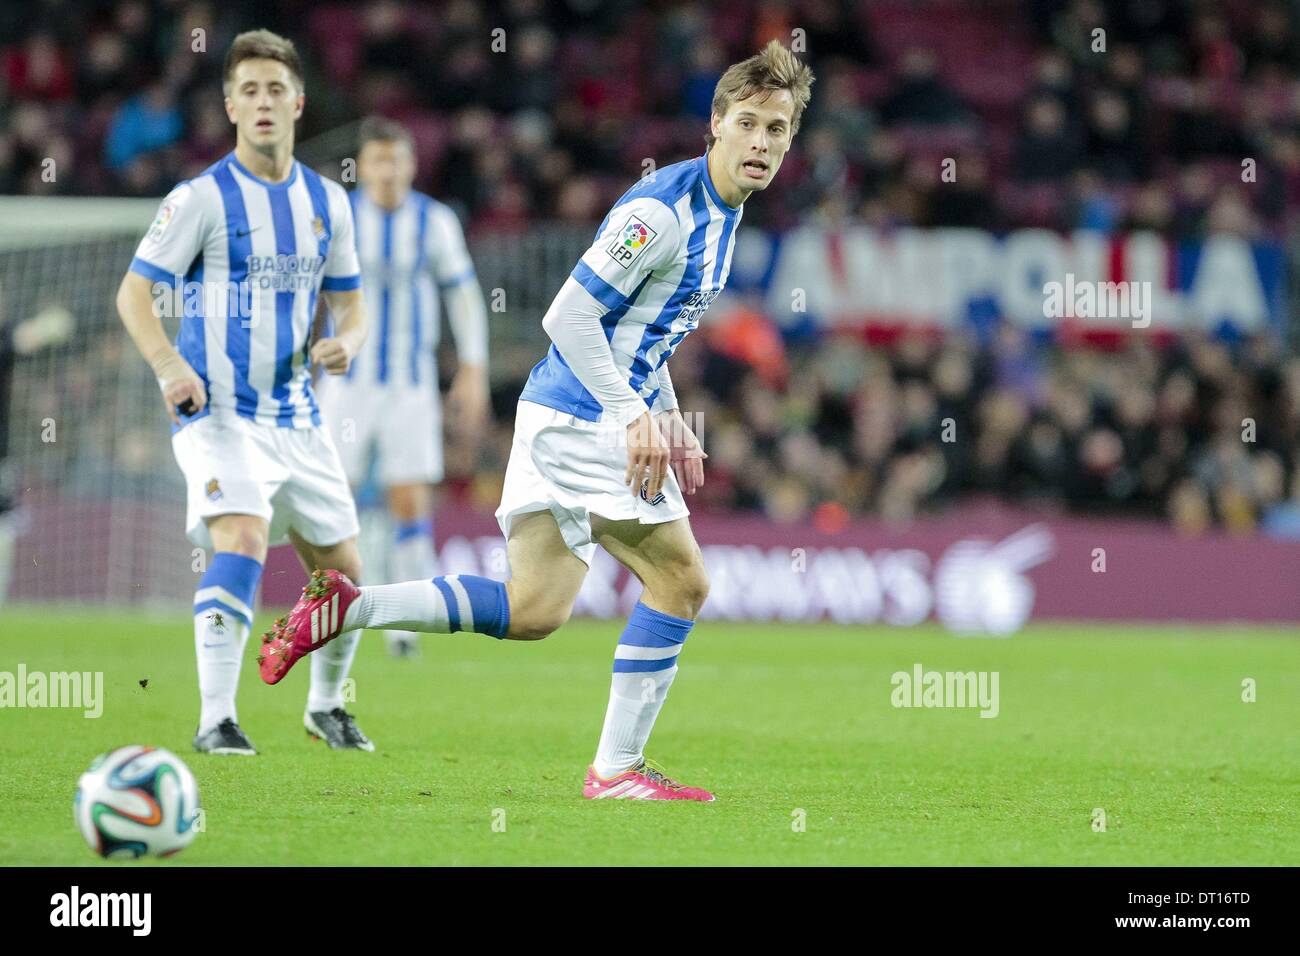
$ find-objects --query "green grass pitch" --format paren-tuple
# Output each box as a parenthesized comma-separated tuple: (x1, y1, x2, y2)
(1, 608, 1296, 866)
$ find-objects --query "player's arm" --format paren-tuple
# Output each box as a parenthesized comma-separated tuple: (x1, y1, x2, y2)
(652, 364, 707, 495)
(312, 288, 367, 375)
(116, 183, 207, 425)
(314, 185, 367, 375)
(542, 289, 667, 498)
(541, 196, 680, 498)
(308, 293, 330, 388)
(116, 274, 206, 425)
(430, 204, 490, 432)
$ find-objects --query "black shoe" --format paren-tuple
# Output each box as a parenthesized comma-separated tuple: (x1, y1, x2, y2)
(305, 707, 375, 751)
(193, 717, 257, 755)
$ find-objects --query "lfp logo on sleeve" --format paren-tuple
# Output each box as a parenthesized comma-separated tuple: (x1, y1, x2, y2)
(606, 215, 658, 269)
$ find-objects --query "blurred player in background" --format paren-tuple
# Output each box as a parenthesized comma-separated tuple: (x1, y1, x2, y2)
(316, 116, 489, 659)
(115, 30, 375, 755)
(260, 41, 815, 801)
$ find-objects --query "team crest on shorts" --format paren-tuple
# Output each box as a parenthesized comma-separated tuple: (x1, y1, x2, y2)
(205, 478, 223, 501)
(639, 480, 666, 506)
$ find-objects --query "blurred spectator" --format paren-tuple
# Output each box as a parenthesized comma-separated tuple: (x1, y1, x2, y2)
(0, 0, 1297, 238)
(518, 312, 1297, 534)
(1015, 94, 1081, 182)
(878, 48, 971, 128)
(104, 83, 184, 170)
(2, 0, 1298, 536)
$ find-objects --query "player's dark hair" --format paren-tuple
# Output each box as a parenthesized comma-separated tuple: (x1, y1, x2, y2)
(223, 30, 304, 95)
(357, 115, 415, 151)
(706, 40, 815, 147)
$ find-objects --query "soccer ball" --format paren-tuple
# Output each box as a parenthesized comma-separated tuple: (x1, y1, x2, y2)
(74, 746, 201, 859)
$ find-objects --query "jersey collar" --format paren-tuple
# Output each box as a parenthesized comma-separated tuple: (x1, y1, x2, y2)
(699, 151, 741, 218)
(227, 152, 299, 190)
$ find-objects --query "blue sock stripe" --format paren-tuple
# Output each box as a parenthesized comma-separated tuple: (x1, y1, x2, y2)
(433, 577, 461, 632)
(617, 601, 694, 648)
(458, 576, 509, 639)
(195, 552, 262, 628)
(200, 553, 262, 601)
(396, 518, 434, 543)
(613, 655, 679, 673)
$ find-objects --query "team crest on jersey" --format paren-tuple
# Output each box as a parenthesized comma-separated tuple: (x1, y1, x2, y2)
(205, 478, 222, 502)
(606, 214, 657, 269)
(311, 217, 326, 240)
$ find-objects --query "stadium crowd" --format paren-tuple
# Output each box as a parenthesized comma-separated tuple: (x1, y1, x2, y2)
(3, 0, 1299, 534)
(4, 0, 1300, 235)
(602, 320, 1300, 536)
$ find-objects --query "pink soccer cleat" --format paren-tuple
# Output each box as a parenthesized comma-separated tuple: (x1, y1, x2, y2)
(258, 569, 360, 685)
(582, 760, 715, 802)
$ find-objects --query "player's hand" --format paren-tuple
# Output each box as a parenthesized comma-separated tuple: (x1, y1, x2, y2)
(625, 411, 671, 500)
(310, 337, 354, 375)
(446, 365, 489, 440)
(151, 350, 207, 426)
(657, 408, 708, 495)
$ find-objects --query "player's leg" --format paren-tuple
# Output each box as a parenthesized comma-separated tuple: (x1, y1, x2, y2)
(289, 531, 363, 710)
(262, 419, 375, 745)
(501, 509, 587, 639)
(286, 529, 374, 750)
(376, 382, 443, 656)
(336, 396, 583, 643)
(583, 514, 713, 799)
(174, 417, 275, 756)
(342, 507, 583, 640)
(259, 506, 589, 684)
(256, 419, 532, 681)
(191, 513, 268, 755)
(382, 482, 435, 656)
(258, 401, 588, 680)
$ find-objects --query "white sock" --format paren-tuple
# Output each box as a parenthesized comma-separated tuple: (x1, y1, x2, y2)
(342, 574, 509, 637)
(593, 666, 678, 778)
(307, 630, 360, 712)
(343, 580, 453, 632)
(386, 519, 437, 647)
(195, 610, 249, 732)
(592, 603, 693, 777)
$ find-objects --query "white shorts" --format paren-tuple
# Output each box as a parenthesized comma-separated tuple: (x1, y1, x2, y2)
(171, 412, 360, 550)
(317, 378, 443, 486)
(495, 400, 689, 566)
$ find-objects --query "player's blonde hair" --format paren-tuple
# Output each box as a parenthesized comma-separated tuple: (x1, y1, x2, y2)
(705, 40, 815, 147)
(223, 29, 304, 95)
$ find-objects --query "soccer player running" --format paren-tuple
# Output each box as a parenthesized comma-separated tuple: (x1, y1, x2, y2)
(260, 41, 814, 799)
(315, 117, 490, 660)
(116, 31, 376, 755)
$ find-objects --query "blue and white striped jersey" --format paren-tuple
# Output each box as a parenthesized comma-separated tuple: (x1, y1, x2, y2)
(520, 153, 742, 421)
(345, 189, 479, 389)
(129, 151, 361, 429)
